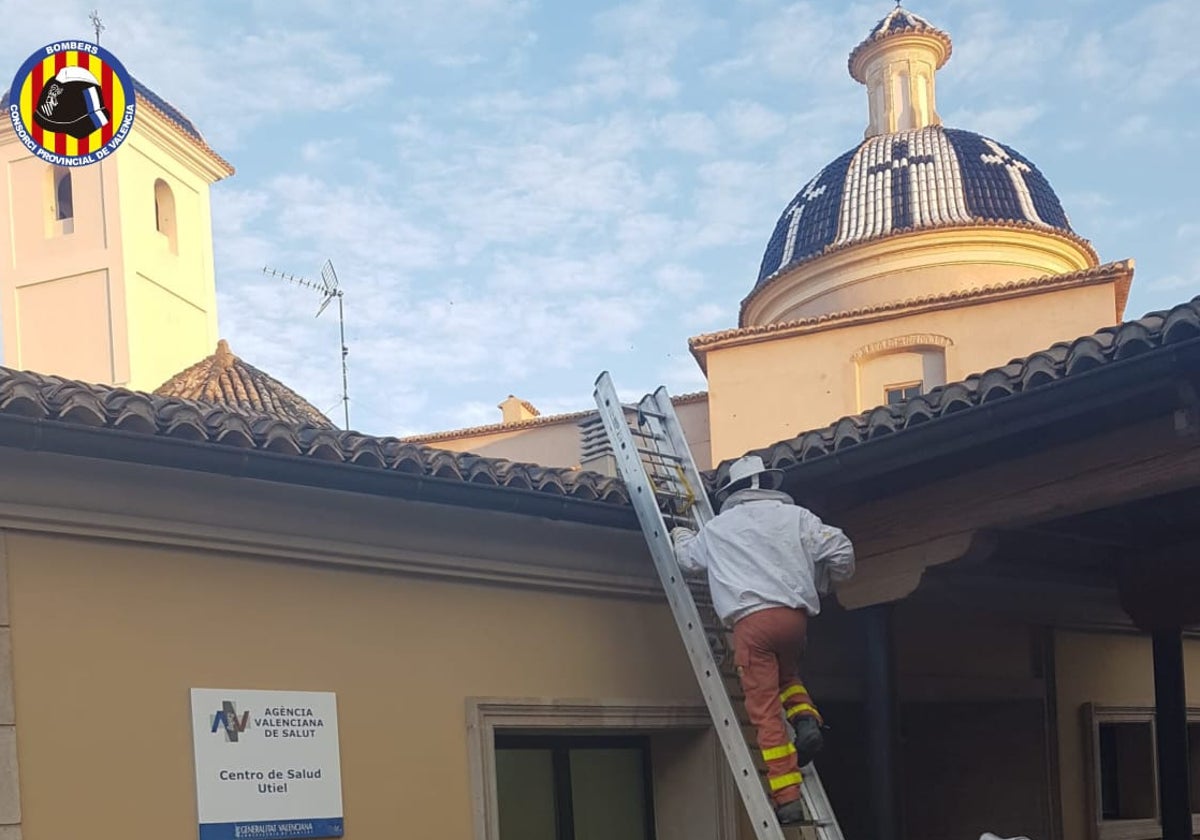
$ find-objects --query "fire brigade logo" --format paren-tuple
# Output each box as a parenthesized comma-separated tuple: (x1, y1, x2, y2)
(7, 40, 136, 166)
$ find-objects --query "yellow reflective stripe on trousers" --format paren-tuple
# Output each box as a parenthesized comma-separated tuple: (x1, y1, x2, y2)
(769, 771, 803, 792)
(761, 743, 796, 762)
(786, 702, 821, 719)
(779, 684, 808, 703)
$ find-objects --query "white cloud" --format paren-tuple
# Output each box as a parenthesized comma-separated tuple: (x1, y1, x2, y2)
(942, 104, 1045, 142)
(655, 112, 720, 155)
(723, 100, 787, 145)
(1068, 0, 1198, 102)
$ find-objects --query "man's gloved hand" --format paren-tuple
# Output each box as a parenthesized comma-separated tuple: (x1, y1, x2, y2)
(670, 526, 695, 546)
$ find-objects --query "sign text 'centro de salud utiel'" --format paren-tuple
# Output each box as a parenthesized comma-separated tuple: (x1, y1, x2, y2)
(191, 689, 344, 840)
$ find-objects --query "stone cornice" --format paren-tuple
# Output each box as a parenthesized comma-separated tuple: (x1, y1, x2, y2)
(692, 260, 1134, 372)
(132, 105, 233, 182)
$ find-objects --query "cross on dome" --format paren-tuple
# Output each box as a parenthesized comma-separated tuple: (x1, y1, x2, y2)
(980, 138, 1046, 226)
(776, 176, 830, 270)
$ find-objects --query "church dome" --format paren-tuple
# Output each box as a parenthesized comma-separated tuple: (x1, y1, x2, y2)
(754, 125, 1076, 289)
(155, 339, 335, 429)
(740, 5, 1099, 327)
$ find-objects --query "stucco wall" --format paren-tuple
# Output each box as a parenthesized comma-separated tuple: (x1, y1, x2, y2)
(706, 283, 1117, 461)
(1055, 630, 1200, 840)
(0, 111, 221, 392)
(115, 128, 220, 391)
(5, 532, 702, 839)
(0, 137, 127, 383)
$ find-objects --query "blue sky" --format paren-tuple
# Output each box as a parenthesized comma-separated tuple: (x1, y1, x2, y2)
(2, 0, 1197, 436)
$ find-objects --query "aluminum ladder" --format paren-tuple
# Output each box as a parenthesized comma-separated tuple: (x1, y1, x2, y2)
(593, 372, 844, 840)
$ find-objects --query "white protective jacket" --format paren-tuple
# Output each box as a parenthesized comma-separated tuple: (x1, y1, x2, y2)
(672, 488, 855, 626)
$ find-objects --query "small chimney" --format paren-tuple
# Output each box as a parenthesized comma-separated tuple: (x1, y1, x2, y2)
(499, 395, 540, 425)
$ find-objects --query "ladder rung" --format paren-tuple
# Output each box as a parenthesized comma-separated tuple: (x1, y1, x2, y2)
(637, 447, 683, 461)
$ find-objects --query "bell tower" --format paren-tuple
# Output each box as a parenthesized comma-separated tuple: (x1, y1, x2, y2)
(0, 74, 234, 390)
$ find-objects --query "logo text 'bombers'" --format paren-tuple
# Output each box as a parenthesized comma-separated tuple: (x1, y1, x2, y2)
(8, 40, 136, 167)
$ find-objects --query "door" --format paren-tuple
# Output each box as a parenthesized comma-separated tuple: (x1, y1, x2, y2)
(494, 734, 656, 840)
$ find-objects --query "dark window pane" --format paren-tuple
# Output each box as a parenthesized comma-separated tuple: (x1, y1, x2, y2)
(570, 747, 649, 840)
(496, 748, 558, 840)
(55, 169, 72, 220)
(1098, 722, 1157, 820)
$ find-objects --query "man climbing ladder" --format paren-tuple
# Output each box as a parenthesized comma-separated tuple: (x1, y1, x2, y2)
(670, 455, 855, 825)
(593, 374, 848, 837)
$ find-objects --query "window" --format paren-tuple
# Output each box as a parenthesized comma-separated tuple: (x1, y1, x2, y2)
(54, 167, 73, 221)
(885, 381, 923, 405)
(494, 735, 655, 840)
(44, 165, 74, 236)
(1097, 722, 1156, 820)
(1083, 705, 1200, 840)
(153, 178, 177, 253)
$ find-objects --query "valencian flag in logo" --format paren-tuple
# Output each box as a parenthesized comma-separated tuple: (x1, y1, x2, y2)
(7, 40, 136, 166)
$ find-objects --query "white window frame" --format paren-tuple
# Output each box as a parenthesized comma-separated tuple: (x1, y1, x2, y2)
(466, 698, 731, 840)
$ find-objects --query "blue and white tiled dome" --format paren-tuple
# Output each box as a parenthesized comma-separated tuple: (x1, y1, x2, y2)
(755, 126, 1075, 289)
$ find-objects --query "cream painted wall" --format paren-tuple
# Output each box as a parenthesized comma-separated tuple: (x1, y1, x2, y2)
(415, 420, 588, 467)
(0, 109, 227, 391)
(114, 133, 221, 390)
(5, 531, 703, 840)
(706, 283, 1118, 461)
(743, 227, 1099, 327)
(408, 398, 714, 472)
(1055, 630, 1200, 840)
(0, 138, 127, 382)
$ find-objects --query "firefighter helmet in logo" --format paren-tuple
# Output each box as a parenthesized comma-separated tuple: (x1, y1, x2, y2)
(34, 65, 110, 139)
(7, 40, 136, 165)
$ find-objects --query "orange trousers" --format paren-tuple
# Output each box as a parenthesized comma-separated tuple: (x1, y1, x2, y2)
(732, 606, 823, 806)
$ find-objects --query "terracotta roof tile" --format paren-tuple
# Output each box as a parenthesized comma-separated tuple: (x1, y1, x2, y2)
(155, 340, 335, 430)
(0, 367, 631, 508)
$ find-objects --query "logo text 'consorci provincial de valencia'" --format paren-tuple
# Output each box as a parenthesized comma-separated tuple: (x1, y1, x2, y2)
(8, 40, 137, 167)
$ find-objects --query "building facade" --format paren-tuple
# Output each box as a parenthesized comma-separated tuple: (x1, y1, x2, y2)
(0, 8, 1196, 840)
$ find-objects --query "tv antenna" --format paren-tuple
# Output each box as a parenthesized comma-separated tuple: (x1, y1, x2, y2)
(262, 260, 350, 430)
(89, 10, 106, 43)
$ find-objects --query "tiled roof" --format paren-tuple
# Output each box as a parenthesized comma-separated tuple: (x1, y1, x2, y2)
(849, 6, 952, 82)
(518, 399, 541, 417)
(753, 127, 1080, 295)
(155, 339, 335, 430)
(2, 295, 1196, 520)
(0, 366, 632, 508)
(130, 80, 203, 141)
(403, 391, 709, 444)
(691, 261, 1133, 365)
(711, 294, 1200, 489)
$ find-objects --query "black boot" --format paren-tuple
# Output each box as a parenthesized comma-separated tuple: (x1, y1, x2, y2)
(793, 716, 825, 767)
(776, 799, 806, 825)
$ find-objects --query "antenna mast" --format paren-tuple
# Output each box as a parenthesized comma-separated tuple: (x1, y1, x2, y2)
(89, 9, 106, 43)
(263, 261, 350, 429)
